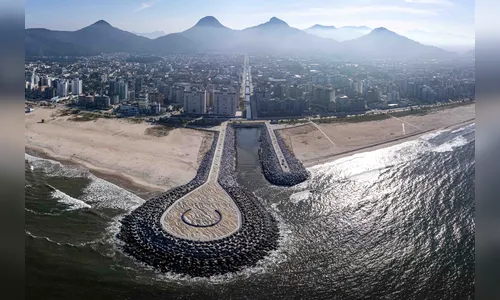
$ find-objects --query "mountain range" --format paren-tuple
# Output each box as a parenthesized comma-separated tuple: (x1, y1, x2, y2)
(25, 17, 455, 60)
(304, 24, 372, 42)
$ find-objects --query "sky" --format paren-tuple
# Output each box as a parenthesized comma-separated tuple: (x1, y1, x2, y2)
(25, 0, 474, 37)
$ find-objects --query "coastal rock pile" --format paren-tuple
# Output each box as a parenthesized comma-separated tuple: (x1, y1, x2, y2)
(118, 128, 279, 277)
(259, 126, 309, 186)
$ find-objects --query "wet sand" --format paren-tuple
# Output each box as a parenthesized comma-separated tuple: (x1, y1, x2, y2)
(276, 103, 475, 167)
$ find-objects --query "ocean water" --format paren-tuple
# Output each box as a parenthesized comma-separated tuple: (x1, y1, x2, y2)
(25, 124, 475, 300)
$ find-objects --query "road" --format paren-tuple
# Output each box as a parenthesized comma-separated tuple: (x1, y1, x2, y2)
(243, 54, 252, 120)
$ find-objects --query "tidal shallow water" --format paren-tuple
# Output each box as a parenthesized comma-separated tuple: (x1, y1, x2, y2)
(25, 124, 475, 300)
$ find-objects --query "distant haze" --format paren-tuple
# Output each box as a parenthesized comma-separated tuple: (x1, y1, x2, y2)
(132, 31, 167, 39)
(398, 30, 474, 54)
(25, 17, 458, 60)
(304, 25, 474, 52)
(25, 0, 474, 39)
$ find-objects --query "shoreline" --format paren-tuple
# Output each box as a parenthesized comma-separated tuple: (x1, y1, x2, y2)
(25, 107, 210, 196)
(25, 104, 474, 198)
(25, 145, 164, 198)
(26, 118, 474, 197)
(302, 118, 475, 167)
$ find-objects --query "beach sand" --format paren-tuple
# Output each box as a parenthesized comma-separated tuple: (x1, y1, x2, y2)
(25, 104, 475, 194)
(276, 103, 475, 167)
(25, 107, 214, 192)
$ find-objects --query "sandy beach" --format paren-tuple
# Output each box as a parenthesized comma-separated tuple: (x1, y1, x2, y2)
(25, 104, 474, 192)
(25, 107, 214, 192)
(276, 103, 475, 167)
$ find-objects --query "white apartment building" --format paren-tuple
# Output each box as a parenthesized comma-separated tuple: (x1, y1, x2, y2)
(57, 80, 69, 97)
(326, 88, 336, 102)
(213, 90, 238, 116)
(72, 78, 83, 95)
(119, 81, 128, 101)
(183, 89, 207, 115)
(351, 81, 364, 95)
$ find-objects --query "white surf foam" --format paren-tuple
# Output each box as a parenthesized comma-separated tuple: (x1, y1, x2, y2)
(81, 176, 144, 212)
(25, 153, 89, 178)
(290, 190, 311, 204)
(25, 208, 61, 216)
(451, 123, 475, 134)
(432, 135, 469, 153)
(420, 129, 448, 141)
(26, 153, 145, 213)
(310, 124, 474, 182)
(25, 230, 102, 247)
(48, 185, 91, 211)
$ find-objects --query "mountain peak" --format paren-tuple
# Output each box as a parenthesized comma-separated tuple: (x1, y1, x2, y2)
(371, 27, 393, 34)
(195, 16, 224, 28)
(268, 17, 288, 26)
(92, 20, 112, 27)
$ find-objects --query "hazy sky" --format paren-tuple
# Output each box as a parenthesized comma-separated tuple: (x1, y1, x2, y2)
(25, 0, 474, 37)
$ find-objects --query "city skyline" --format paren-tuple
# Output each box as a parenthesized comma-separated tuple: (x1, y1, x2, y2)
(25, 0, 474, 38)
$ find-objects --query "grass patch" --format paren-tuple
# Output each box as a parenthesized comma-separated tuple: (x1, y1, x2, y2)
(69, 112, 101, 122)
(52, 108, 78, 117)
(145, 125, 174, 137)
(125, 117, 144, 124)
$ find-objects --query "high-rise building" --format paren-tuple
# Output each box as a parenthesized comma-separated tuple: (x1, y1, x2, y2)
(365, 88, 380, 104)
(326, 88, 335, 102)
(44, 87, 56, 99)
(313, 86, 335, 105)
(313, 86, 326, 104)
(41, 76, 52, 87)
(30, 68, 37, 90)
(148, 92, 164, 104)
(213, 89, 238, 117)
(127, 91, 135, 102)
(407, 82, 416, 98)
(118, 80, 128, 101)
(183, 89, 206, 115)
(273, 84, 285, 99)
(135, 77, 143, 96)
(335, 95, 350, 112)
(110, 94, 120, 105)
(57, 80, 69, 97)
(94, 95, 111, 108)
(254, 89, 271, 102)
(169, 84, 188, 104)
(388, 91, 400, 103)
(206, 85, 215, 107)
(71, 78, 83, 95)
(78, 94, 94, 106)
(108, 79, 119, 96)
(353, 81, 364, 95)
(349, 98, 366, 111)
(288, 85, 303, 99)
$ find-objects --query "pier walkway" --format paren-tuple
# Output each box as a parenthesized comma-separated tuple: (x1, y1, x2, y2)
(161, 123, 242, 241)
(265, 122, 290, 172)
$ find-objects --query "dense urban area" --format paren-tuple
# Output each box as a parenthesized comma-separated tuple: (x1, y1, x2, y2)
(25, 53, 475, 121)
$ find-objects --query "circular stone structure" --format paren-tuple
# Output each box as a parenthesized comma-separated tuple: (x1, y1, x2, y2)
(181, 209, 222, 228)
(118, 123, 279, 277)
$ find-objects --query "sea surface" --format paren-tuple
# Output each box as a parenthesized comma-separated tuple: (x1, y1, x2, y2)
(25, 124, 475, 300)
